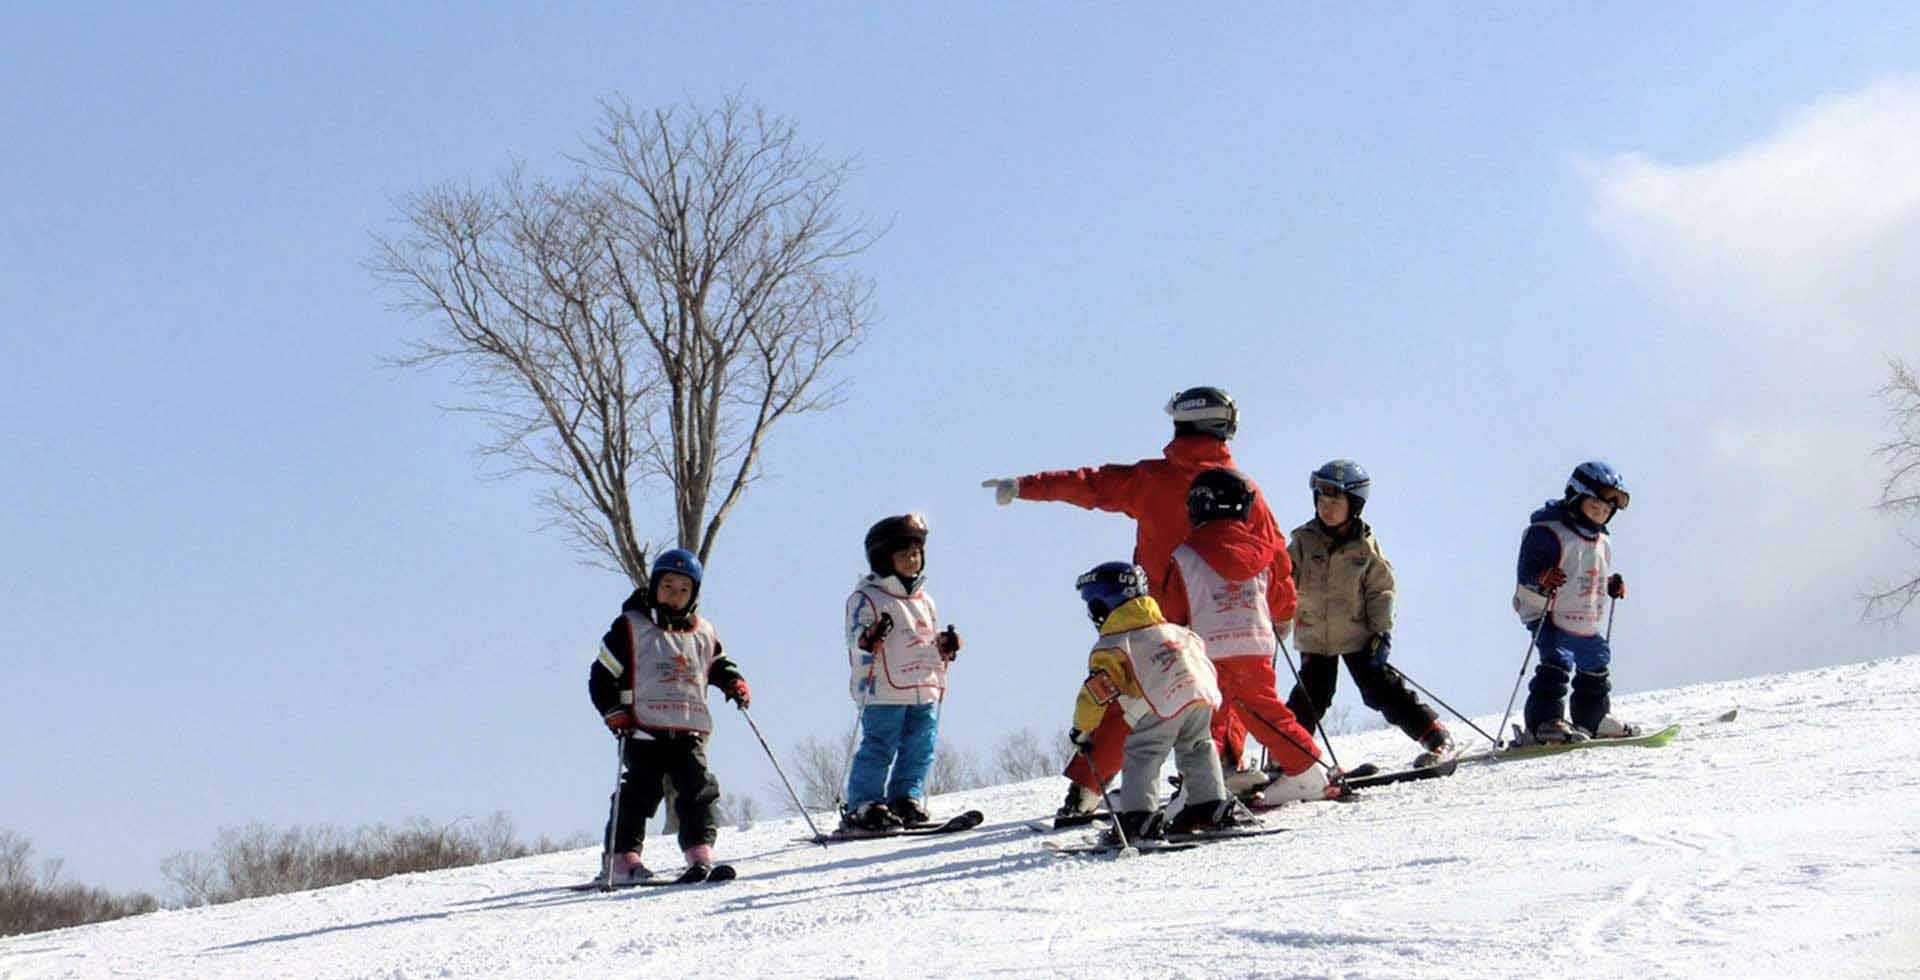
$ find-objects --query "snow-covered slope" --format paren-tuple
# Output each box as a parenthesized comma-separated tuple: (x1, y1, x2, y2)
(6, 658, 1919, 979)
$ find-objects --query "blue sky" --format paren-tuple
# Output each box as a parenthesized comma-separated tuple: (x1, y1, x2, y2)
(4, 4, 1917, 892)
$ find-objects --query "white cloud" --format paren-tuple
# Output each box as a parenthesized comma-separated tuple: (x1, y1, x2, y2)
(1583, 79, 1920, 659)
(1589, 78, 1920, 331)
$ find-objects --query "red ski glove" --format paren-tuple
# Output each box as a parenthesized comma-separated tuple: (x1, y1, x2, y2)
(1607, 573, 1626, 600)
(1536, 567, 1568, 593)
(723, 678, 750, 708)
(936, 625, 962, 662)
(857, 613, 894, 652)
(602, 709, 636, 735)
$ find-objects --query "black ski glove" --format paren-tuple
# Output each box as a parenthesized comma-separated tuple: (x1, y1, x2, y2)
(936, 625, 962, 662)
(857, 612, 894, 652)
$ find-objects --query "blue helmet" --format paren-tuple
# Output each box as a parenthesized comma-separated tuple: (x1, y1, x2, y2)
(1077, 561, 1149, 626)
(1565, 461, 1630, 511)
(1310, 459, 1371, 517)
(649, 548, 704, 614)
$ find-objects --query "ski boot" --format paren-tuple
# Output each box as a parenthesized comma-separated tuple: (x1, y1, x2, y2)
(1056, 781, 1102, 819)
(1222, 766, 1272, 798)
(1102, 810, 1166, 846)
(1259, 765, 1337, 805)
(1585, 716, 1643, 740)
(1166, 798, 1258, 836)
(1528, 719, 1590, 745)
(890, 796, 931, 826)
(842, 802, 903, 832)
(680, 844, 715, 882)
(1411, 722, 1456, 768)
(595, 850, 652, 887)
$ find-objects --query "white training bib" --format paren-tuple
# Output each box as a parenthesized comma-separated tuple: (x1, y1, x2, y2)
(1511, 520, 1611, 636)
(1096, 622, 1222, 725)
(622, 612, 720, 734)
(846, 580, 947, 705)
(1171, 544, 1277, 662)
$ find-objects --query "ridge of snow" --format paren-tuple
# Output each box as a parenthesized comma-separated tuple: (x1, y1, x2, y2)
(5, 656, 1918, 979)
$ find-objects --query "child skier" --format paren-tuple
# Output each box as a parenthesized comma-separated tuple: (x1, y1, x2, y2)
(587, 548, 750, 885)
(1514, 461, 1633, 743)
(1285, 460, 1454, 766)
(1156, 468, 1327, 799)
(842, 513, 963, 831)
(1068, 561, 1234, 841)
(983, 386, 1283, 817)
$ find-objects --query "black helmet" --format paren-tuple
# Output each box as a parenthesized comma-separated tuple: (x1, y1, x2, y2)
(1165, 386, 1238, 440)
(1187, 467, 1256, 526)
(863, 513, 929, 577)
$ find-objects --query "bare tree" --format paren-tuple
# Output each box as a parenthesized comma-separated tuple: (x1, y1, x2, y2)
(1867, 357, 1920, 622)
(993, 727, 1070, 784)
(926, 742, 982, 796)
(371, 95, 878, 580)
(732, 794, 762, 831)
(776, 718, 859, 815)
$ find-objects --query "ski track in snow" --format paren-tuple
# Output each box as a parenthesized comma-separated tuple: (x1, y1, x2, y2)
(5, 657, 1920, 979)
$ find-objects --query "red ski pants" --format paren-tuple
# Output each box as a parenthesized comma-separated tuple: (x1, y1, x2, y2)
(1213, 658, 1321, 776)
(1063, 705, 1129, 792)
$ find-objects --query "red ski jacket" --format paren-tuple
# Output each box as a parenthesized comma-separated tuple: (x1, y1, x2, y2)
(1016, 435, 1285, 582)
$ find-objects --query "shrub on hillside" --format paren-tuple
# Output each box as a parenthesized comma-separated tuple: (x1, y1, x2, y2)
(0, 830, 159, 937)
(160, 813, 588, 908)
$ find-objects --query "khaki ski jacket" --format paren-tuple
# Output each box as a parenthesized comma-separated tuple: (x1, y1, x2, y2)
(1286, 518, 1395, 656)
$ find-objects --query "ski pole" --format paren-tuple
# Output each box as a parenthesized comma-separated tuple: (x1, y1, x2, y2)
(1232, 697, 1339, 777)
(1384, 666, 1499, 746)
(1276, 636, 1345, 775)
(1496, 594, 1556, 749)
(736, 705, 831, 848)
(1605, 597, 1617, 643)
(601, 735, 626, 892)
(1074, 743, 1135, 858)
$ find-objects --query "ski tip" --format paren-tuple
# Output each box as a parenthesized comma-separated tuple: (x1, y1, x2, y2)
(1714, 707, 1740, 723)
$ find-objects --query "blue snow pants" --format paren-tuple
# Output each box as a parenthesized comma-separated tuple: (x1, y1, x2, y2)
(1526, 622, 1615, 732)
(1533, 622, 1611, 672)
(846, 702, 940, 808)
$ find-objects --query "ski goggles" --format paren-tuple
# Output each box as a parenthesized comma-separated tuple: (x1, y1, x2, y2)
(1588, 486, 1629, 510)
(1311, 477, 1354, 498)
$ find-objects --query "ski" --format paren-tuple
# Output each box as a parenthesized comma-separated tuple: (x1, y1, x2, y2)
(1455, 722, 1682, 764)
(807, 809, 985, 843)
(1045, 826, 1289, 857)
(567, 863, 737, 892)
(1343, 756, 1459, 788)
(630, 863, 737, 887)
(1026, 811, 1112, 832)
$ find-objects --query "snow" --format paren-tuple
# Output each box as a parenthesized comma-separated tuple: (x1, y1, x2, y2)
(6, 657, 1920, 979)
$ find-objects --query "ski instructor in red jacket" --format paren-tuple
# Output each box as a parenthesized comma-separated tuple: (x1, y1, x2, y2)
(983, 386, 1289, 819)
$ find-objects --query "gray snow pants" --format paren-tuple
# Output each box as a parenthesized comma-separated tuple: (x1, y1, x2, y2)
(1119, 702, 1226, 813)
